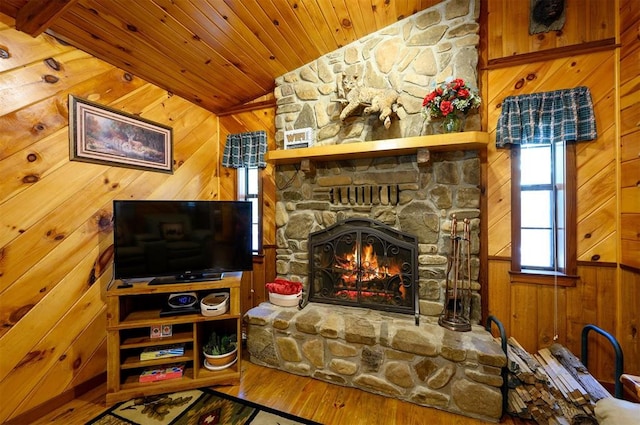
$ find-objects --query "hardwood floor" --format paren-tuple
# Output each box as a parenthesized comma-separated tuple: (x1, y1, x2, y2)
(29, 357, 533, 425)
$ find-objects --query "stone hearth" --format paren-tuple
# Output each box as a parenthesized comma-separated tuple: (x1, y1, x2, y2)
(244, 303, 506, 422)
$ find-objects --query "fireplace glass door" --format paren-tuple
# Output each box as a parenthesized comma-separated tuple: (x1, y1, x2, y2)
(308, 218, 417, 316)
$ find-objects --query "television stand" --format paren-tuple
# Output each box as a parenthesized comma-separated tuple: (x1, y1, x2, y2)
(106, 272, 242, 404)
(149, 273, 223, 285)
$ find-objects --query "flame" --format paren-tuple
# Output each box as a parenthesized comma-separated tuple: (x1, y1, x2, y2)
(333, 242, 404, 300)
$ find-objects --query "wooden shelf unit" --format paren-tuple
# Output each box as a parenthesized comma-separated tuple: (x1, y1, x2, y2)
(106, 273, 242, 404)
(265, 132, 489, 164)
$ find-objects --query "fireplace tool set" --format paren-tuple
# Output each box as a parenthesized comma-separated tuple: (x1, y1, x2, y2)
(439, 214, 472, 332)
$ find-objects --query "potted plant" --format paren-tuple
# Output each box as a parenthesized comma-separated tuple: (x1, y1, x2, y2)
(266, 278, 303, 307)
(203, 331, 238, 370)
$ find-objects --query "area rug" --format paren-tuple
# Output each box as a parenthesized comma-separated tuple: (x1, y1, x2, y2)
(86, 388, 322, 425)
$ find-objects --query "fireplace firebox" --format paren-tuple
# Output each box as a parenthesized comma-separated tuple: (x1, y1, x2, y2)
(306, 218, 419, 324)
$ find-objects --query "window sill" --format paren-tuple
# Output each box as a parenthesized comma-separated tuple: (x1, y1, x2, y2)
(509, 270, 578, 287)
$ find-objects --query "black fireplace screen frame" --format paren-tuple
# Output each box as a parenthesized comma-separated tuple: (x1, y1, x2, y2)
(307, 218, 419, 324)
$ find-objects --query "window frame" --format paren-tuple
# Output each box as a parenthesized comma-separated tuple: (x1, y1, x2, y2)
(237, 166, 262, 255)
(509, 143, 578, 286)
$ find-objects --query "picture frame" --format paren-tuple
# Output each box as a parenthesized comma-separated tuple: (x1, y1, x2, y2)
(284, 127, 314, 149)
(69, 95, 173, 173)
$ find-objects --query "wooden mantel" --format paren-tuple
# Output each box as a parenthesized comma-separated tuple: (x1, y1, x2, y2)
(265, 131, 489, 164)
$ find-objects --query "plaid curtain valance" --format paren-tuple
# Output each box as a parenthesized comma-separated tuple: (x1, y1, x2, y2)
(222, 131, 267, 168)
(496, 86, 597, 147)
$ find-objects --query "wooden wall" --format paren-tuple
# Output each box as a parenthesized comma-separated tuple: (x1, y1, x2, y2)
(0, 0, 637, 420)
(483, 0, 639, 385)
(618, 0, 640, 387)
(486, 0, 615, 60)
(0, 15, 222, 422)
(620, 0, 640, 269)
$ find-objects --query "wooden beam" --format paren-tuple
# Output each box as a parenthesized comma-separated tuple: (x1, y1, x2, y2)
(300, 159, 315, 176)
(217, 99, 277, 117)
(484, 38, 617, 70)
(16, 0, 79, 37)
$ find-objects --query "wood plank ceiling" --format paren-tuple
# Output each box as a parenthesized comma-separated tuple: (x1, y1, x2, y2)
(1, 0, 442, 114)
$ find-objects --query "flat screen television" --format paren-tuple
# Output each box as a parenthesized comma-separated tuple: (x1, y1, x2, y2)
(113, 200, 253, 284)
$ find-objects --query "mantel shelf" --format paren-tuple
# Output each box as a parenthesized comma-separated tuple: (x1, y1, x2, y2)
(265, 131, 489, 164)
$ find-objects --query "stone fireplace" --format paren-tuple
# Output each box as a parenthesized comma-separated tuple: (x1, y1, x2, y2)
(269, 0, 484, 316)
(274, 151, 482, 320)
(244, 147, 506, 422)
(244, 1, 506, 421)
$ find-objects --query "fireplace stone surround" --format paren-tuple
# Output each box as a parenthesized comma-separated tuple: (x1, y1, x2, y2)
(244, 138, 509, 421)
(273, 148, 483, 320)
(245, 1, 498, 417)
(244, 303, 506, 422)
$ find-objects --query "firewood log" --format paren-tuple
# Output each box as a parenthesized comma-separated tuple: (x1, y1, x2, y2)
(503, 337, 603, 425)
(548, 343, 612, 402)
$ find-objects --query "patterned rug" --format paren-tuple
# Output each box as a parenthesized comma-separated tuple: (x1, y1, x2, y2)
(86, 388, 322, 425)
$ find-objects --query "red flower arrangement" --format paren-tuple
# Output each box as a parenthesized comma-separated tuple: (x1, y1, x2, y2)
(422, 77, 481, 123)
(265, 278, 303, 295)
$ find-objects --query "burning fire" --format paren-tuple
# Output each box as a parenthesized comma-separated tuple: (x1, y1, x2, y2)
(333, 242, 405, 300)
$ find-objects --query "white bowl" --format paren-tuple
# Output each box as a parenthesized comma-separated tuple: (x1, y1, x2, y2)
(203, 356, 238, 371)
(268, 291, 302, 307)
(203, 346, 238, 368)
(200, 292, 229, 316)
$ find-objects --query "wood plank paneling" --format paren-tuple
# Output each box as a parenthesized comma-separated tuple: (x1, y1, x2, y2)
(483, 0, 638, 387)
(0, 21, 74, 72)
(621, 187, 640, 213)
(620, 0, 640, 270)
(621, 158, 640, 188)
(620, 267, 640, 377)
(621, 214, 640, 243)
(0, 0, 445, 114)
(621, 134, 640, 163)
(0, 21, 221, 422)
(488, 260, 625, 383)
(14, 306, 106, 414)
(0, 49, 113, 116)
(621, 240, 640, 270)
(0, 68, 147, 162)
(509, 283, 538, 351)
(486, 0, 616, 61)
(486, 259, 512, 336)
(577, 198, 617, 260)
(1, 281, 104, 421)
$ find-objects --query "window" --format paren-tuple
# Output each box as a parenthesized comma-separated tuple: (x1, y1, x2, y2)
(237, 166, 261, 254)
(511, 142, 577, 283)
(497, 87, 596, 285)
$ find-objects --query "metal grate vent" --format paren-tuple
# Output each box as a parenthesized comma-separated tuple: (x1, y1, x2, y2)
(330, 185, 399, 206)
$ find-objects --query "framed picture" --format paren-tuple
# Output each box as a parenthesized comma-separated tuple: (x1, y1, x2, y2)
(69, 95, 173, 173)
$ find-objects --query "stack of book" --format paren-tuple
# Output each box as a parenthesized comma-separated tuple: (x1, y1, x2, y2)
(139, 363, 185, 383)
(140, 343, 185, 361)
